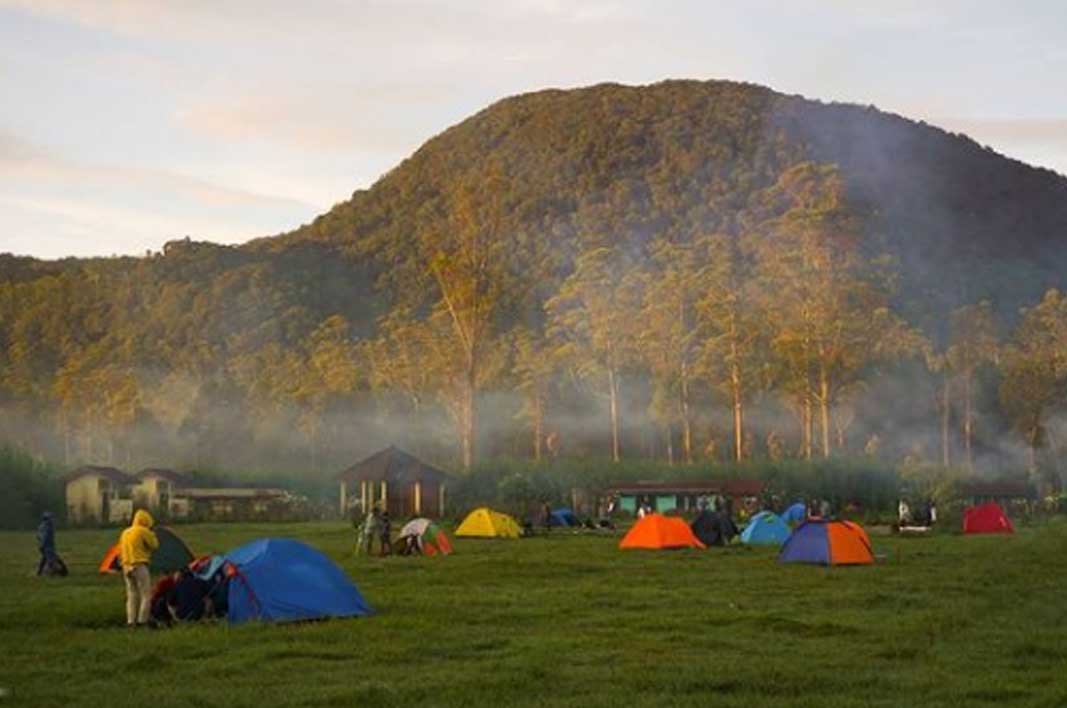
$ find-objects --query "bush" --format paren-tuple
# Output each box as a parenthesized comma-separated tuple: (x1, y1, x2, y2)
(0, 445, 65, 530)
(447, 456, 904, 519)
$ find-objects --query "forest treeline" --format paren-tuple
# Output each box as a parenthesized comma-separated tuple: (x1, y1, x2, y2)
(2, 80, 1067, 489)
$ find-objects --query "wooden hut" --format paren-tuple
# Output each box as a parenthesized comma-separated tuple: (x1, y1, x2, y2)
(337, 446, 449, 519)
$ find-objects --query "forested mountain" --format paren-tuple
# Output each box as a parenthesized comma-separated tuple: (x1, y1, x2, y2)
(3, 79, 1067, 485)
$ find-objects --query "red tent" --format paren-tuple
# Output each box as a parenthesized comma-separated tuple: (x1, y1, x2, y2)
(963, 502, 1014, 534)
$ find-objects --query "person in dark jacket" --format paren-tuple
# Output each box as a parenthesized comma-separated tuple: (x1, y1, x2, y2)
(378, 509, 392, 556)
(35, 512, 65, 576)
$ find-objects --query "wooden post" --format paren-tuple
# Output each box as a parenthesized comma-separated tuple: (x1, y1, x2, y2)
(439, 484, 446, 517)
(339, 481, 347, 517)
(414, 482, 422, 515)
(381, 480, 387, 511)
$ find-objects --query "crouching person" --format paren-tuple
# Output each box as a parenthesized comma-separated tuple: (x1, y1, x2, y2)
(119, 510, 158, 627)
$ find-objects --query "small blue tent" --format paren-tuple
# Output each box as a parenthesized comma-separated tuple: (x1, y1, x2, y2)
(740, 511, 791, 546)
(781, 502, 807, 526)
(549, 508, 579, 527)
(217, 539, 372, 624)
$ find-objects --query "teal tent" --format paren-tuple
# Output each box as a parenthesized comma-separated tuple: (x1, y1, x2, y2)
(740, 511, 791, 546)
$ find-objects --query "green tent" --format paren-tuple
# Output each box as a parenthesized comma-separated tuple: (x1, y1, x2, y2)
(98, 526, 194, 574)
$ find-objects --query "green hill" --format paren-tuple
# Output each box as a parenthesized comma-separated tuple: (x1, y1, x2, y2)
(3, 79, 1067, 474)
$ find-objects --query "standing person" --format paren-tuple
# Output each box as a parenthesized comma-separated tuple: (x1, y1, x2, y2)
(378, 509, 392, 557)
(358, 505, 380, 555)
(541, 502, 553, 533)
(119, 510, 159, 627)
(36, 512, 59, 576)
(898, 499, 911, 526)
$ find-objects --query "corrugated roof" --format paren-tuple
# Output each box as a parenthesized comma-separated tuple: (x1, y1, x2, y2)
(607, 479, 766, 495)
(337, 446, 449, 484)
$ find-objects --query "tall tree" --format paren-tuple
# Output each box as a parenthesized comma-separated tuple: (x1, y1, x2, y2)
(999, 290, 1067, 472)
(512, 328, 556, 461)
(752, 163, 918, 458)
(547, 246, 642, 462)
(403, 167, 519, 469)
(947, 302, 999, 469)
(638, 240, 704, 462)
(695, 233, 765, 462)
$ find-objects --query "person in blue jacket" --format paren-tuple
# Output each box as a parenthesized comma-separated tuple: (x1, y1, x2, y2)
(36, 512, 64, 576)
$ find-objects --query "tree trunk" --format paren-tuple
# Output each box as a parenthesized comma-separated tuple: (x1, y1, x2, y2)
(941, 378, 950, 467)
(665, 424, 674, 465)
(819, 364, 831, 459)
(801, 393, 813, 460)
(680, 372, 692, 464)
(533, 394, 543, 462)
(963, 372, 973, 470)
(731, 361, 744, 463)
(1028, 425, 1038, 472)
(608, 367, 621, 463)
(461, 359, 476, 470)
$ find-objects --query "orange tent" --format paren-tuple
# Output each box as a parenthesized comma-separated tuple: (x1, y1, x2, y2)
(778, 519, 874, 566)
(619, 513, 706, 550)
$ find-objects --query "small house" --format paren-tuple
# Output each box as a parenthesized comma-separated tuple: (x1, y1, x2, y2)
(337, 446, 449, 519)
(605, 479, 766, 515)
(65, 466, 134, 525)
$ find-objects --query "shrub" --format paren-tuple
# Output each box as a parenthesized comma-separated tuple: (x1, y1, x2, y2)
(0, 445, 65, 530)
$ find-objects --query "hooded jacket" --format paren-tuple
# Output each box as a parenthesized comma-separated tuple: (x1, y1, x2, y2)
(119, 510, 159, 570)
(37, 512, 56, 555)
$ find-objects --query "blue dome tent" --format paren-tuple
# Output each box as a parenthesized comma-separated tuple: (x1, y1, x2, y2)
(781, 502, 807, 526)
(740, 511, 791, 546)
(205, 538, 372, 624)
(549, 508, 579, 527)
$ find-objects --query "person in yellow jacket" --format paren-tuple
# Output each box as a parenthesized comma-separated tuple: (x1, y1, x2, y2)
(119, 509, 159, 626)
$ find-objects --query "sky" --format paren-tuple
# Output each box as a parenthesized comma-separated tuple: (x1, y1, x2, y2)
(1, 1, 1066, 259)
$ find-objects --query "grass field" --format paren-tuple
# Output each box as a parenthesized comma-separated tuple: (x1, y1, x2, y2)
(2, 519, 1066, 708)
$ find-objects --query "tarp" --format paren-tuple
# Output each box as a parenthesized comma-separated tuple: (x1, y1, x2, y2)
(455, 507, 522, 538)
(740, 511, 791, 546)
(690, 511, 737, 547)
(963, 502, 1014, 534)
(220, 538, 372, 624)
(781, 502, 807, 526)
(99, 526, 194, 575)
(399, 517, 453, 555)
(549, 508, 579, 527)
(619, 513, 705, 550)
(778, 520, 874, 566)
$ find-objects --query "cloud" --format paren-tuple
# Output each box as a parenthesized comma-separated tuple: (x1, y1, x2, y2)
(173, 84, 455, 153)
(0, 129, 319, 256)
(0, 129, 314, 210)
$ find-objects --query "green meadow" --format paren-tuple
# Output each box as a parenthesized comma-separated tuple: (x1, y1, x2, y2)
(2, 520, 1066, 708)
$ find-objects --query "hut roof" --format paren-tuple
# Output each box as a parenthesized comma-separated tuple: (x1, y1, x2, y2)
(337, 446, 449, 484)
(65, 465, 131, 484)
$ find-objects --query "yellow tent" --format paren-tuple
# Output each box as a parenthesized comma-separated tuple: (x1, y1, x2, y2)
(454, 507, 522, 538)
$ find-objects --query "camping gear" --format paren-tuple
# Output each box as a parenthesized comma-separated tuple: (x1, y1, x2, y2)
(781, 502, 807, 526)
(99, 526, 194, 574)
(398, 518, 454, 555)
(740, 511, 791, 546)
(201, 538, 372, 624)
(963, 502, 1014, 534)
(690, 510, 737, 547)
(455, 507, 522, 538)
(619, 513, 705, 550)
(778, 519, 874, 566)
(549, 508, 579, 527)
